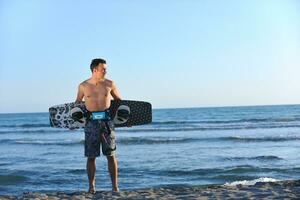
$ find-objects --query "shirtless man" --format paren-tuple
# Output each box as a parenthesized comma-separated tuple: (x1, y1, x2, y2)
(75, 58, 121, 193)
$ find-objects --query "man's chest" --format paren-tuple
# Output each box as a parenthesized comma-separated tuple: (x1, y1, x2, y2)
(84, 84, 111, 97)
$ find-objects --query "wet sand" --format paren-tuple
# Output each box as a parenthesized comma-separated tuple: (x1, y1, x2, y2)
(1, 179, 299, 200)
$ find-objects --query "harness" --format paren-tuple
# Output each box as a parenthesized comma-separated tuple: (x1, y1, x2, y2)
(86, 110, 111, 121)
(85, 109, 112, 135)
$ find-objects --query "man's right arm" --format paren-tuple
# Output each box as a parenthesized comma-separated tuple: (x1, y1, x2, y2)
(75, 84, 84, 103)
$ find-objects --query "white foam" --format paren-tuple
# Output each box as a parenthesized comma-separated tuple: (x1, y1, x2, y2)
(224, 177, 279, 186)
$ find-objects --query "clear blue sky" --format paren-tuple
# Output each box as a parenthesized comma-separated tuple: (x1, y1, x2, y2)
(1, 0, 300, 113)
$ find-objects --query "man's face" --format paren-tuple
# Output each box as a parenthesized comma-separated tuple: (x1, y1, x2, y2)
(94, 63, 107, 78)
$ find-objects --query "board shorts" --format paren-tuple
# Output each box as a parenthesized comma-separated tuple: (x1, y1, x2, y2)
(84, 119, 116, 158)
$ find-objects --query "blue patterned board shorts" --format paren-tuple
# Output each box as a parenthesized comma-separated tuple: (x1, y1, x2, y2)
(84, 119, 116, 158)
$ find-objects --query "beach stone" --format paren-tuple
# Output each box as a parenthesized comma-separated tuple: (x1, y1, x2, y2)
(1, 179, 300, 200)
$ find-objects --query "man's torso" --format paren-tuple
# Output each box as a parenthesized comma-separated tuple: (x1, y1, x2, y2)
(81, 79, 113, 111)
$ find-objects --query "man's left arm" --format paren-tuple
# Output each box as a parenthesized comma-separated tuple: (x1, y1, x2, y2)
(111, 81, 132, 127)
(111, 81, 122, 100)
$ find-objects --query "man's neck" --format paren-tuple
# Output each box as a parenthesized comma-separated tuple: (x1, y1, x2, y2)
(90, 76, 105, 85)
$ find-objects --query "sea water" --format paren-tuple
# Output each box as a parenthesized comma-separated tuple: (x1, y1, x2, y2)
(0, 105, 300, 195)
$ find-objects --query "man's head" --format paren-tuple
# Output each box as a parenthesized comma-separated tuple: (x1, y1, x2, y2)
(90, 58, 107, 78)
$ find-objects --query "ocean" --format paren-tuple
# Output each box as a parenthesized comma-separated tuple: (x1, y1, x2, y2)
(0, 105, 300, 195)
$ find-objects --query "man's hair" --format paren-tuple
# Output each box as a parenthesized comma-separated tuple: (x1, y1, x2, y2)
(90, 58, 106, 72)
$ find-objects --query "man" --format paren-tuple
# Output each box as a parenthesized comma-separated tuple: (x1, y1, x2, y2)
(75, 58, 121, 193)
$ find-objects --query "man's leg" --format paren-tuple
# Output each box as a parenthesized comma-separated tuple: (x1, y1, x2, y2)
(84, 120, 101, 193)
(106, 155, 119, 191)
(87, 157, 96, 193)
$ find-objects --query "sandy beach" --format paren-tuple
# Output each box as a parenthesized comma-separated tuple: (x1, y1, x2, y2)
(1, 179, 299, 200)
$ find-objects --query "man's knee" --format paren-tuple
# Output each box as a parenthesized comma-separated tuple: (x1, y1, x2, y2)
(87, 157, 96, 162)
(106, 155, 116, 162)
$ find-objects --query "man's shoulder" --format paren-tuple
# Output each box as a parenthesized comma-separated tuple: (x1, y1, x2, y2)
(77, 79, 90, 92)
(105, 79, 115, 87)
(80, 79, 90, 86)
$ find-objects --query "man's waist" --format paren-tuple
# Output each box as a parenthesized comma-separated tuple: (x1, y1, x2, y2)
(86, 109, 111, 121)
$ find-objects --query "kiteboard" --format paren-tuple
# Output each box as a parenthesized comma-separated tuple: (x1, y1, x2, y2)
(49, 100, 152, 129)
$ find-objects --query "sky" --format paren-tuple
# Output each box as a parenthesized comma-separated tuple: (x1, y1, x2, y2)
(0, 0, 300, 113)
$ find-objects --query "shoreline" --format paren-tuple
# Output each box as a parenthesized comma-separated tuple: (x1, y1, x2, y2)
(1, 179, 299, 200)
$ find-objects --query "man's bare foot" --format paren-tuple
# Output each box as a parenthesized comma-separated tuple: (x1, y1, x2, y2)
(88, 186, 96, 194)
(112, 187, 119, 192)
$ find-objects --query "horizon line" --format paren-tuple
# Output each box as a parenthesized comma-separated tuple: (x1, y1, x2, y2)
(0, 103, 299, 114)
